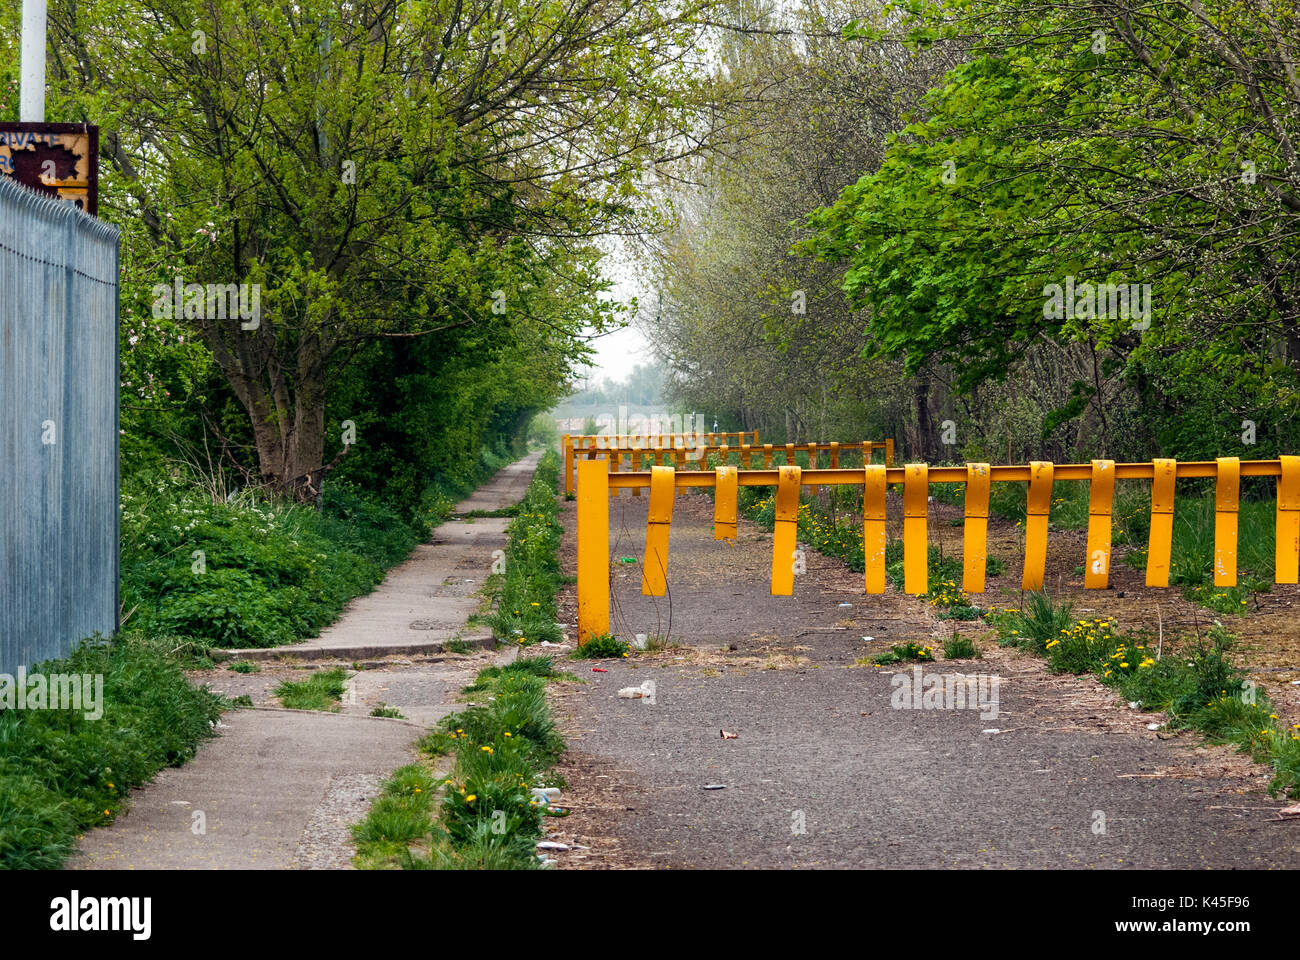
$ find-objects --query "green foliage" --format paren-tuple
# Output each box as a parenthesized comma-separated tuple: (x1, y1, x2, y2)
(121, 475, 420, 648)
(873, 641, 936, 665)
(1044, 617, 1122, 675)
(462, 657, 562, 693)
(0, 635, 225, 869)
(483, 452, 565, 647)
(49, 0, 712, 501)
(942, 634, 980, 659)
(571, 634, 630, 659)
(799, 0, 1300, 460)
(990, 592, 1073, 655)
(351, 765, 438, 866)
(990, 595, 1299, 797)
(361, 662, 568, 870)
(274, 668, 350, 712)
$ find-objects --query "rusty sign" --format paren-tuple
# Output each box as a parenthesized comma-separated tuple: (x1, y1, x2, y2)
(0, 122, 99, 217)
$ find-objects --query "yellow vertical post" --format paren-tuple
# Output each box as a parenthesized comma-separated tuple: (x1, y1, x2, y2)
(903, 463, 928, 595)
(763, 444, 773, 468)
(576, 460, 609, 644)
(1022, 461, 1054, 591)
(631, 449, 642, 497)
(963, 463, 991, 594)
(829, 442, 839, 470)
(719, 443, 729, 468)
(1215, 457, 1240, 587)
(1276, 456, 1300, 584)
(563, 435, 574, 495)
(740, 443, 751, 468)
(785, 443, 796, 468)
(1146, 458, 1177, 587)
(608, 448, 620, 497)
(885, 439, 895, 466)
(806, 443, 819, 496)
(752, 429, 759, 444)
(714, 466, 738, 540)
(642, 466, 676, 596)
(771, 465, 801, 595)
(674, 444, 685, 472)
(1084, 459, 1116, 589)
(863, 464, 888, 594)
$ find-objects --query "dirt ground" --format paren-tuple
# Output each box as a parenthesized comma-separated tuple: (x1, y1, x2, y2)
(543, 485, 1300, 870)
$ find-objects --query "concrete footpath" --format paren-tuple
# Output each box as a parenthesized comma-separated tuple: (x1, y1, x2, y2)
(217, 453, 543, 661)
(71, 452, 542, 870)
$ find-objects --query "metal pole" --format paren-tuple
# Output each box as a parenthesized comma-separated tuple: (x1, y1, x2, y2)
(20, 0, 47, 122)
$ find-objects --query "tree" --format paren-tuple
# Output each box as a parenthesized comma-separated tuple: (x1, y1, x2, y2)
(47, 0, 722, 497)
(803, 0, 1300, 456)
(640, 0, 961, 444)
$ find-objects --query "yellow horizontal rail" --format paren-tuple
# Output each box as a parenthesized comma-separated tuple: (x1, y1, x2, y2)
(574, 456, 1300, 644)
(562, 433, 895, 494)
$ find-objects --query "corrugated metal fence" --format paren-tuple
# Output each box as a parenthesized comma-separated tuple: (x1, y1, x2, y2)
(0, 174, 119, 673)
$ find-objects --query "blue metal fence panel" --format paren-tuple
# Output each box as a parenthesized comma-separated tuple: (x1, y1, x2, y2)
(0, 174, 120, 673)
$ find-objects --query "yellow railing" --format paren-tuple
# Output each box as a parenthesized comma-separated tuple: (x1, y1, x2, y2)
(574, 456, 1300, 643)
(562, 431, 759, 494)
(561, 433, 895, 495)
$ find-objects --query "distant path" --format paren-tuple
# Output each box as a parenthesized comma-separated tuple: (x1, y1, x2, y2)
(72, 452, 542, 870)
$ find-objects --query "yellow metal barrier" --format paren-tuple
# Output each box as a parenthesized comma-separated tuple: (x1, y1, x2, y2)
(864, 464, 888, 594)
(642, 466, 675, 595)
(963, 463, 990, 594)
(576, 459, 610, 643)
(771, 465, 801, 596)
(1278, 456, 1300, 583)
(1147, 458, 1176, 587)
(714, 466, 738, 540)
(560, 432, 893, 495)
(1215, 457, 1240, 586)
(903, 464, 928, 595)
(1084, 460, 1115, 589)
(574, 456, 1300, 644)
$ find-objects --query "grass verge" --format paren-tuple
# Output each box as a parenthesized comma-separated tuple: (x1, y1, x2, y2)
(353, 657, 568, 869)
(0, 634, 226, 869)
(480, 451, 564, 647)
(991, 593, 1300, 798)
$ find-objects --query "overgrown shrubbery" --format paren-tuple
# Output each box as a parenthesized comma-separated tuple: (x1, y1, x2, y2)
(0, 635, 226, 869)
(120, 476, 419, 648)
(120, 445, 520, 649)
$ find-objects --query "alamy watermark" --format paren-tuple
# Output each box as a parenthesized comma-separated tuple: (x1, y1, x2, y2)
(889, 666, 1000, 720)
(151, 275, 261, 330)
(1043, 277, 1152, 330)
(579, 406, 711, 459)
(0, 668, 104, 721)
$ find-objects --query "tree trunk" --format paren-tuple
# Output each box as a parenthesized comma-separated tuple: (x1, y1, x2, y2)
(199, 318, 333, 502)
(912, 370, 934, 463)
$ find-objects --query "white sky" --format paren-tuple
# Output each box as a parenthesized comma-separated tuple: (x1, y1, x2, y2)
(578, 234, 653, 386)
